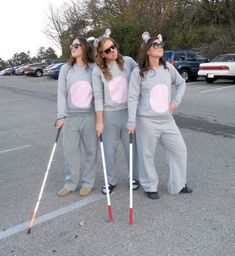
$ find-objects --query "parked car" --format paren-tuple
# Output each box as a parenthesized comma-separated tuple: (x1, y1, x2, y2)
(15, 64, 30, 75)
(11, 66, 19, 75)
(44, 63, 65, 79)
(163, 50, 209, 82)
(0, 67, 12, 76)
(24, 63, 48, 77)
(43, 63, 55, 76)
(198, 53, 235, 83)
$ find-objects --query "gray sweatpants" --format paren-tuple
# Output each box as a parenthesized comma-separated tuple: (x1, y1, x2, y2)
(136, 116, 187, 194)
(63, 113, 98, 191)
(103, 109, 139, 185)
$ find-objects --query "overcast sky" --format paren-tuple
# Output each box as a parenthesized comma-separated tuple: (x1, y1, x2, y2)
(0, 0, 67, 61)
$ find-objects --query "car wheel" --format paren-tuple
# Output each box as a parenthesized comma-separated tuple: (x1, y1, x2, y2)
(179, 70, 189, 82)
(35, 69, 43, 77)
(206, 77, 215, 84)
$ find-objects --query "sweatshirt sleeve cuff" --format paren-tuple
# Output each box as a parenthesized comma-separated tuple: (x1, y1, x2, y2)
(95, 105, 104, 112)
(127, 121, 136, 128)
(171, 100, 180, 107)
(57, 114, 65, 119)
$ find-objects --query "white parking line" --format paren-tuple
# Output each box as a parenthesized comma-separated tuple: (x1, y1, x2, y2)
(0, 145, 31, 155)
(0, 194, 104, 240)
(200, 85, 235, 93)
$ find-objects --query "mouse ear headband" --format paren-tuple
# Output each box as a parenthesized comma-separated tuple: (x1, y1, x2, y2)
(156, 34, 163, 43)
(142, 32, 151, 43)
(93, 28, 112, 48)
(86, 37, 95, 43)
(142, 32, 163, 43)
(103, 28, 111, 37)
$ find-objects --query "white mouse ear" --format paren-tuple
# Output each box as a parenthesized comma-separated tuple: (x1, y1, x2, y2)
(93, 38, 99, 48)
(103, 28, 111, 37)
(86, 36, 95, 43)
(157, 34, 163, 43)
(142, 32, 150, 43)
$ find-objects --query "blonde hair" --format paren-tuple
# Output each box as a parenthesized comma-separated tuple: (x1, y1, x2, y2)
(96, 37, 124, 80)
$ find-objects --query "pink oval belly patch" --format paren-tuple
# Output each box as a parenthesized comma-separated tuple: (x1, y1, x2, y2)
(108, 76, 128, 104)
(149, 84, 169, 113)
(70, 81, 92, 108)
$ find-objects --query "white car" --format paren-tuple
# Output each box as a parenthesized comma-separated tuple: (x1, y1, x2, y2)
(0, 67, 12, 76)
(198, 54, 235, 83)
(15, 64, 29, 75)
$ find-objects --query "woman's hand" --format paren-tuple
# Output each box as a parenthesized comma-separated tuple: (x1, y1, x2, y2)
(96, 121, 104, 137)
(127, 126, 135, 134)
(168, 102, 176, 113)
(96, 111, 104, 137)
(56, 118, 64, 128)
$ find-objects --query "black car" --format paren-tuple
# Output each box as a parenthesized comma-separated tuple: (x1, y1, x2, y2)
(163, 50, 209, 82)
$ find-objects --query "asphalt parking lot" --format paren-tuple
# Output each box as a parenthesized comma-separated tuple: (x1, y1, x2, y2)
(0, 76, 234, 256)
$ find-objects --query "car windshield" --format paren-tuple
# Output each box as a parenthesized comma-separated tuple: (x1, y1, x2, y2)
(163, 51, 173, 61)
(211, 55, 235, 62)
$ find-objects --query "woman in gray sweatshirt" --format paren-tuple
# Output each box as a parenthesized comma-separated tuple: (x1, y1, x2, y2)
(56, 37, 98, 197)
(92, 29, 139, 194)
(127, 32, 192, 199)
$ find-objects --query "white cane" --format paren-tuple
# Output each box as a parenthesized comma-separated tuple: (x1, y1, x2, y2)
(129, 133, 134, 224)
(99, 134, 113, 222)
(27, 127, 61, 234)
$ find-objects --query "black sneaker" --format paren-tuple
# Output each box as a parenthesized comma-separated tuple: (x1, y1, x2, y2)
(132, 179, 140, 190)
(102, 184, 116, 195)
(180, 184, 193, 193)
(146, 191, 160, 200)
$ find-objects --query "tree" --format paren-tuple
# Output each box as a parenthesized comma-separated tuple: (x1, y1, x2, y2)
(36, 47, 57, 61)
(44, 47, 58, 59)
(44, 1, 89, 58)
(44, 0, 235, 60)
(224, 0, 235, 36)
(8, 52, 31, 66)
(44, 4, 66, 51)
(0, 58, 7, 70)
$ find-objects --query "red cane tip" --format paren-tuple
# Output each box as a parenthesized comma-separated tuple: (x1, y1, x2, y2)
(129, 208, 134, 225)
(108, 205, 113, 222)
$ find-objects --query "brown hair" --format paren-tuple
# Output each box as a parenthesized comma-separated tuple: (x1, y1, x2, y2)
(95, 37, 124, 80)
(138, 36, 167, 78)
(68, 37, 94, 69)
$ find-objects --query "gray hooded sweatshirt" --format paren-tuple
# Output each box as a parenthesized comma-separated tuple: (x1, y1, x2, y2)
(57, 63, 95, 119)
(128, 63, 186, 127)
(92, 56, 137, 112)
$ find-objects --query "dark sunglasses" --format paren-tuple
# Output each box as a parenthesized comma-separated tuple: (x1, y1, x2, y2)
(70, 43, 82, 50)
(104, 44, 116, 54)
(151, 42, 165, 49)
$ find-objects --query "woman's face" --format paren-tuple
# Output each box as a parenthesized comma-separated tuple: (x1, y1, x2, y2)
(101, 39, 118, 62)
(70, 39, 84, 58)
(147, 38, 164, 58)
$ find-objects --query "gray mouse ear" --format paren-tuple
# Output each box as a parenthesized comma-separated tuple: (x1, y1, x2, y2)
(93, 38, 99, 48)
(86, 36, 95, 43)
(157, 34, 163, 43)
(142, 32, 150, 43)
(103, 28, 111, 37)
